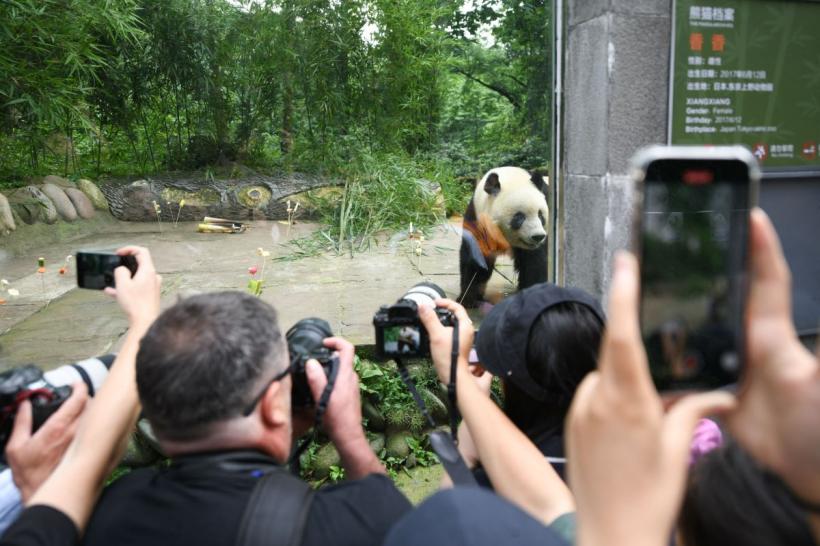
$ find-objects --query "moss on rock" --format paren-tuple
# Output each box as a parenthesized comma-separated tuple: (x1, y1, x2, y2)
(77, 179, 109, 211)
(237, 185, 272, 208)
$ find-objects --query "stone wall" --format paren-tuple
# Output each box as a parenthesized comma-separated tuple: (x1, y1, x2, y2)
(561, 0, 672, 300)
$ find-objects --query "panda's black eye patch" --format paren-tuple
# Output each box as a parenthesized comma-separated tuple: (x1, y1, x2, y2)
(538, 210, 545, 226)
(510, 212, 526, 230)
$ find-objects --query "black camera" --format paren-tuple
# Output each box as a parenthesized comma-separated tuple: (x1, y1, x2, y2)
(0, 355, 114, 455)
(286, 318, 339, 407)
(373, 282, 455, 359)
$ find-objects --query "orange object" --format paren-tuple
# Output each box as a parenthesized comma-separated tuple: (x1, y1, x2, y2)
(37, 267, 46, 274)
(711, 33, 725, 53)
(59, 267, 67, 275)
(689, 32, 704, 52)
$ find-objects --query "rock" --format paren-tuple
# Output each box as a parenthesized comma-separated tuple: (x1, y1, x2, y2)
(362, 399, 386, 432)
(386, 431, 411, 459)
(40, 183, 78, 221)
(77, 179, 109, 210)
(136, 419, 164, 456)
(120, 430, 162, 468)
(9, 186, 58, 224)
(313, 443, 341, 480)
(421, 387, 449, 425)
(406, 452, 417, 469)
(43, 175, 74, 189)
(63, 188, 95, 219)
(368, 433, 386, 455)
(0, 193, 15, 233)
(419, 179, 446, 216)
(237, 185, 272, 208)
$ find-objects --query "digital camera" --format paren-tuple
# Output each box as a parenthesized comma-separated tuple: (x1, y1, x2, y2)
(373, 282, 455, 359)
(286, 318, 339, 407)
(0, 355, 114, 455)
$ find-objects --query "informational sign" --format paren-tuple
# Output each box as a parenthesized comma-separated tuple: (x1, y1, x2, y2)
(669, 0, 820, 169)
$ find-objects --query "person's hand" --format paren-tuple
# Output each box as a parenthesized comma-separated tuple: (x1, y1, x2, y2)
(103, 246, 162, 329)
(727, 209, 820, 504)
(6, 383, 89, 503)
(306, 337, 384, 478)
(567, 252, 735, 546)
(305, 337, 364, 446)
(418, 298, 474, 384)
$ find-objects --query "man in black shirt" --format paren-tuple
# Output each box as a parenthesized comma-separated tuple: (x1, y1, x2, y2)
(81, 292, 411, 546)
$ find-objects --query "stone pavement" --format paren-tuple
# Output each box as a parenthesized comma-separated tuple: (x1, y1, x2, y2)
(0, 217, 515, 370)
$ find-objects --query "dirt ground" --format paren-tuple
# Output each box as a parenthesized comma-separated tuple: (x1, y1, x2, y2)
(0, 215, 514, 370)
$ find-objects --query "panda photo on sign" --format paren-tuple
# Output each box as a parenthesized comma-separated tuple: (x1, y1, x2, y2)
(458, 166, 549, 308)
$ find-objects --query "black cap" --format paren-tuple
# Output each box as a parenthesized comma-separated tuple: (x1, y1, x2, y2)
(475, 283, 605, 401)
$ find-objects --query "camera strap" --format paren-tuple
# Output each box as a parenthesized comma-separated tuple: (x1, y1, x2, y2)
(395, 320, 476, 486)
(288, 355, 340, 469)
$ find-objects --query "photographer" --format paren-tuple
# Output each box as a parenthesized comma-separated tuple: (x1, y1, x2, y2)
(81, 291, 411, 546)
(0, 246, 162, 546)
(451, 283, 605, 487)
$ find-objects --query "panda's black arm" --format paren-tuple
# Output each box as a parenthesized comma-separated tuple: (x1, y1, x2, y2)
(513, 242, 548, 290)
(459, 238, 494, 308)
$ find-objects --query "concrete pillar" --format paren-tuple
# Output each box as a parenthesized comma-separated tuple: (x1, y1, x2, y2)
(560, 0, 673, 299)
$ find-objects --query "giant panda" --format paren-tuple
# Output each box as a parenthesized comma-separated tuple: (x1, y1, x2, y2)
(458, 166, 549, 308)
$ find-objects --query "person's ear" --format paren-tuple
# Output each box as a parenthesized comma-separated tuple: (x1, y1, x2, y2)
(260, 379, 289, 429)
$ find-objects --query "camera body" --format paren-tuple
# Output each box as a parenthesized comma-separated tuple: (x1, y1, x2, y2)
(0, 356, 114, 456)
(373, 282, 455, 359)
(286, 318, 338, 407)
(0, 365, 73, 454)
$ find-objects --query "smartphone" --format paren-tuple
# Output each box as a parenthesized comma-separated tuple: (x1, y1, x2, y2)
(76, 251, 138, 290)
(631, 146, 760, 391)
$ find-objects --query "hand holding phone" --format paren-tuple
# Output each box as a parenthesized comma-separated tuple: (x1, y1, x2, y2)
(76, 251, 138, 290)
(631, 145, 760, 391)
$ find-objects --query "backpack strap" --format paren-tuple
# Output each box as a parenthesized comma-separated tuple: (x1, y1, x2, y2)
(234, 468, 315, 546)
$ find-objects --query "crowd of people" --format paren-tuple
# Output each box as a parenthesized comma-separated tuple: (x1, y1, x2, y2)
(0, 207, 818, 546)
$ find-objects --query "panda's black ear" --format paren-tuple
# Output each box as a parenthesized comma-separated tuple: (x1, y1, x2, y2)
(484, 172, 501, 196)
(530, 171, 548, 193)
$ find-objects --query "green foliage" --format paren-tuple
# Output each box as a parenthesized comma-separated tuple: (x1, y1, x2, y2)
(328, 464, 346, 482)
(0, 0, 551, 240)
(355, 357, 440, 433)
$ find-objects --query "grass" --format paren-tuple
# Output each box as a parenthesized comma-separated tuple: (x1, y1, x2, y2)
(276, 149, 473, 259)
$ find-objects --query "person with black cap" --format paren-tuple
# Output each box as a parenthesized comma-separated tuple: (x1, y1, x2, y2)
(460, 283, 605, 485)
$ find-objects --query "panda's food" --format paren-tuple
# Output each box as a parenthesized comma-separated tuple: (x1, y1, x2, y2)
(458, 166, 549, 308)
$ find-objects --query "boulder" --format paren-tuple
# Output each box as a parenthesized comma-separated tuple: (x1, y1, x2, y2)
(63, 187, 95, 219)
(8, 186, 58, 224)
(0, 193, 15, 233)
(77, 179, 109, 210)
(40, 183, 77, 221)
(43, 175, 74, 189)
(386, 431, 412, 460)
(362, 399, 386, 432)
(120, 430, 162, 468)
(313, 443, 341, 480)
(368, 433, 386, 455)
(421, 387, 449, 425)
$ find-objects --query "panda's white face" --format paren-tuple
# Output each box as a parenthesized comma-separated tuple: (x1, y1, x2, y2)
(474, 166, 549, 250)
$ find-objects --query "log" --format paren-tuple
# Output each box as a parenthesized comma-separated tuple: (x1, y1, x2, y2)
(98, 171, 342, 222)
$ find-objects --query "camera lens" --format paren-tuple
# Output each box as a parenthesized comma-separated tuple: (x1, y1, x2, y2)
(287, 318, 333, 363)
(43, 355, 115, 397)
(401, 282, 446, 309)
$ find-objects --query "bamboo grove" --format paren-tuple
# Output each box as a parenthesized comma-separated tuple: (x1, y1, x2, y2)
(0, 0, 551, 185)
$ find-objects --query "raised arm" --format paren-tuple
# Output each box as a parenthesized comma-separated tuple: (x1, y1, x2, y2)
(419, 301, 574, 525)
(28, 246, 162, 530)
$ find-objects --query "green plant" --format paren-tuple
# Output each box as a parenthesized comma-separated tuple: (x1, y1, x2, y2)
(406, 436, 438, 467)
(328, 465, 346, 482)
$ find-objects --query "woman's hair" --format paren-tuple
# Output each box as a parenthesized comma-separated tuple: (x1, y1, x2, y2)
(679, 441, 815, 546)
(503, 301, 603, 436)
